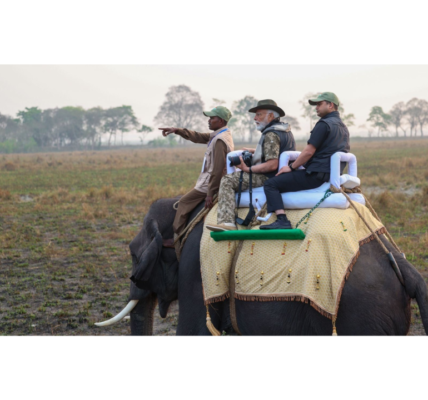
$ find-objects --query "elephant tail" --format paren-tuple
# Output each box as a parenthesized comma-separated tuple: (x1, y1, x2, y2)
(380, 235, 428, 335)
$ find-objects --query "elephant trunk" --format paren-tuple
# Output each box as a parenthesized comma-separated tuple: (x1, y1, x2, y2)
(130, 292, 158, 335)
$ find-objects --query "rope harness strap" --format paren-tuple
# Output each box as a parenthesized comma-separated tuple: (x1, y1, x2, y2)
(330, 185, 405, 286)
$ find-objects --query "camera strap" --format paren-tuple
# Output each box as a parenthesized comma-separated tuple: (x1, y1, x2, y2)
(235, 169, 255, 226)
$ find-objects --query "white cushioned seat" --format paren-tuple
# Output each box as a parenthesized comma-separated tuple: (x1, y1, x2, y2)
(227, 150, 364, 212)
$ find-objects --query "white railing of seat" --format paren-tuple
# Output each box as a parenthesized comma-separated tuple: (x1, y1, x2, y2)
(224, 150, 360, 221)
(278, 151, 302, 170)
(330, 152, 357, 189)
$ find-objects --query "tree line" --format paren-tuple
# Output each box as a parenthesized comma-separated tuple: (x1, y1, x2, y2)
(0, 105, 152, 153)
(363, 98, 428, 137)
(1, 85, 427, 153)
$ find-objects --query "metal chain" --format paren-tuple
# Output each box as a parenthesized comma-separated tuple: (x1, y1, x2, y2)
(295, 189, 333, 229)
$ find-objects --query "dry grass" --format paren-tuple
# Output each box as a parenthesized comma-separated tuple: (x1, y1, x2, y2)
(0, 139, 427, 335)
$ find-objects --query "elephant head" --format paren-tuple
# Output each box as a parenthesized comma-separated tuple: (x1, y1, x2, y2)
(95, 197, 179, 335)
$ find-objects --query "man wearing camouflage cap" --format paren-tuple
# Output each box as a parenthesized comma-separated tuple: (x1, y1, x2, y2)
(159, 106, 234, 246)
(261, 92, 350, 230)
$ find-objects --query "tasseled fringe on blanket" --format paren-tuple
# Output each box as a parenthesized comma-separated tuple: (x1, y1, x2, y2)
(234, 292, 334, 319)
(359, 227, 386, 246)
(204, 292, 230, 305)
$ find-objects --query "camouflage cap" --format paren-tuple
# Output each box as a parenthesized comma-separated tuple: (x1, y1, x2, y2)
(203, 106, 232, 122)
(308, 92, 340, 106)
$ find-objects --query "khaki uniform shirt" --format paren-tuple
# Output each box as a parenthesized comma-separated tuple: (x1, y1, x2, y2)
(176, 128, 234, 197)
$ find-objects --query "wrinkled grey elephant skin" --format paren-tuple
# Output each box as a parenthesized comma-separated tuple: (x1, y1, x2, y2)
(128, 197, 180, 335)
(129, 197, 428, 335)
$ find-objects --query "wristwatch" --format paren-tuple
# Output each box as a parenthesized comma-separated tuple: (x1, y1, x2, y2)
(289, 163, 296, 172)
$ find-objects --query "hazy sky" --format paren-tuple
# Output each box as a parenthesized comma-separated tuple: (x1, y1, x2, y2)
(1, 65, 427, 141)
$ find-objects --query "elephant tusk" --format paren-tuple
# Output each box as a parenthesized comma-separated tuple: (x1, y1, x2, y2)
(94, 300, 139, 327)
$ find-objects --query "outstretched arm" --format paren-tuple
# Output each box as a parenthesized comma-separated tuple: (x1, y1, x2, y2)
(158, 127, 210, 144)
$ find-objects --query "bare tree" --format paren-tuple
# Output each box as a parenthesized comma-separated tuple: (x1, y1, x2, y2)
(406, 98, 419, 137)
(281, 115, 301, 131)
(367, 106, 391, 136)
(415, 99, 428, 136)
(300, 93, 320, 136)
(229, 96, 258, 143)
(154, 85, 205, 144)
(389, 102, 407, 137)
(338, 104, 355, 127)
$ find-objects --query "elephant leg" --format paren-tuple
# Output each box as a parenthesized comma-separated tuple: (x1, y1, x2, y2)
(176, 222, 222, 335)
(336, 239, 410, 335)
(130, 293, 157, 336)
(235, 300, 332, 335)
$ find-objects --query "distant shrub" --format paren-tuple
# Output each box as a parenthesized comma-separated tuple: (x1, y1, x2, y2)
(0, 188, 12, 200)
(3, 162, 16, 171)
(148, 137, 177, 148)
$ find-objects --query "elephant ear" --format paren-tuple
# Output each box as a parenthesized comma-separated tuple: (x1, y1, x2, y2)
(130, 219, 163, 283)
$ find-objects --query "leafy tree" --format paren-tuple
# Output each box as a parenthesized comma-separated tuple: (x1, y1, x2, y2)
(229, 96, 258, 143)
(117, 105, 139, 145)
(367, 106, 391, 136)
(405, 98, 420, 137)
(300, 93, 320, 135)
(40, 108, 61, 148)
(210, 98, 226, 109)
(389, 102, 407, 137)
(56, 106, 86, 145)
(138, 124, 153, 144)
(17, 107, 45, 146)
(154, 85, 205, 144)
(103, 105, 139, 146)
(84, 107, 105, 149)
(407, 98, 428, 136)
(0, 113, 20, 142)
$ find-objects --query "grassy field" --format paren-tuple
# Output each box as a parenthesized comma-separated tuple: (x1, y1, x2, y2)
(1, 139, 427, 335)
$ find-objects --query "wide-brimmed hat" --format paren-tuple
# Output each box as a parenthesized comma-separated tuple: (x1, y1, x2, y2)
(308, 92, 340, 106)
(203, 106, 232, 122)
(248, 99, 285, 117)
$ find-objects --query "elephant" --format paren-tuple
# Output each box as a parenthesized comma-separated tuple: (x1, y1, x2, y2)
(96, 197, 428, 336)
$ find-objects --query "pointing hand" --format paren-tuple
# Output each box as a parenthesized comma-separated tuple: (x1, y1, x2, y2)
(159, 127, 178, 137)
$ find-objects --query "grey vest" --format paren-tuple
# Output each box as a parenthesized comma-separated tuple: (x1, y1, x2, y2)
(306, 115, 350, 173)
(252, 121, 296, 178)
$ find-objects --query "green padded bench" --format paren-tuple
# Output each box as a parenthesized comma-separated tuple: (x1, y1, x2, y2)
(210, 229, 305, 242)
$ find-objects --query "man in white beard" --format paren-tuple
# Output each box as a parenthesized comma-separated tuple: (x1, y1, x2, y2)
(206, 100, 296, 232)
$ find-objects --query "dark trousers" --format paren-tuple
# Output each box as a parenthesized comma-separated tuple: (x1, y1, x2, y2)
(264, 170, 329, 213)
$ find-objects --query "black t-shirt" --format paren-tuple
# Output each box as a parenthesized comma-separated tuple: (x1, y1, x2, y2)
(304, 111, 350, 173)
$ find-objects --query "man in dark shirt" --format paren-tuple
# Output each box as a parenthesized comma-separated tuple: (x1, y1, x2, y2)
(260, 92, 350, 230)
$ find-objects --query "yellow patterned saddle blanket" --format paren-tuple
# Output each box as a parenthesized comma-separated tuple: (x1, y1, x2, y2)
(200, 203, 385, 319)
